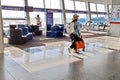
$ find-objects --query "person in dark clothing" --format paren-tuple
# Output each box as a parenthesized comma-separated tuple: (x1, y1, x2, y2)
(103, 23, 107, 31)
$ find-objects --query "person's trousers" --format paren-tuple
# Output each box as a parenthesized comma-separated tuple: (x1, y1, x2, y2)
(70, 33, 78, 50)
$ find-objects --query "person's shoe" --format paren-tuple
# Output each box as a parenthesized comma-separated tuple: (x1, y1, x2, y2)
(82, 48, 85, 52)
(74, 50, 79, 55)
(68, 48, 71, 53)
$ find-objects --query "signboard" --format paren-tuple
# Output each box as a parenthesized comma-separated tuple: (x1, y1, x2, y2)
(33, 8, 45, 12)
(2, 6, 24, 11)
(46, 12, 53, 25)
(46, 9, 62, 13)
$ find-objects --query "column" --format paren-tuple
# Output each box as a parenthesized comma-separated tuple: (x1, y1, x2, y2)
(86, 2, 91, 21)
(105, 4, 110, 21)
(43, 0, 47, 30)
(24, 0, 30, 25)
(0, 1, 4, 54)
(73, 0, 76, 13)
(60, 0, 67, 28)
(95, 3, 99, 24)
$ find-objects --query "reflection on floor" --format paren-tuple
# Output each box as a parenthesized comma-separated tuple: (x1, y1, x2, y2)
(2, 31, 120, 80)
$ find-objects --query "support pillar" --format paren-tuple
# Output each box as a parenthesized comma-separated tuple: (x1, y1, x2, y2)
(86, 2, 91, 21)
(60, 0, 67, 28)
(0, 1, 4, 54)
(24, 0, 30, 25)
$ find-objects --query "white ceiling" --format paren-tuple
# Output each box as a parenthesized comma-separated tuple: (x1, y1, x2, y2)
(74, 0, 112, 4)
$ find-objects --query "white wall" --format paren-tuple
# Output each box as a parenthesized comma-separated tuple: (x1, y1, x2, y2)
(109, 24, 120, 37)
(112, 0, 120, 5)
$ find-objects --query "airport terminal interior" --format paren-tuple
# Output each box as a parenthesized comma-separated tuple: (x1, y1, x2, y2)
(0, 0, 120, 80)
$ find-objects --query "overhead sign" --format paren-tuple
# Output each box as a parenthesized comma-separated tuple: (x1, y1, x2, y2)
(46, 9, 62, 13)
(2, 6, 24, 11)
(33, 8, 45, 12)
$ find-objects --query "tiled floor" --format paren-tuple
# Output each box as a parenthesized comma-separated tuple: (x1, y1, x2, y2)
(1, 31, 120, 80)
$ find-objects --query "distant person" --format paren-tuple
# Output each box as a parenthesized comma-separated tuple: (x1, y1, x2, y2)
(67, 14, 84, 54)
(103, 22, 107, 31)
(35, 14, 42, 27)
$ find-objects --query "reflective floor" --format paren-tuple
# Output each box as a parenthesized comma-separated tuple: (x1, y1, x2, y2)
(1, 31, 120, 80)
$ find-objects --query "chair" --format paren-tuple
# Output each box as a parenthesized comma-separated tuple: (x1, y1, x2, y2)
(31, 25, 42, 35)
(46, 25, 64, 37)
(17, 24, 33, 41)
(82, 21, 93, 32)
(8, 25, 26, 44)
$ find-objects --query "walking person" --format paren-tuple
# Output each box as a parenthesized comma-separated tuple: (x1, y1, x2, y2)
(67, 14, 84, 54)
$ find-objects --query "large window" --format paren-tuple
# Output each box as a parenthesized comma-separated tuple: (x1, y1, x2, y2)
(28, 0, 44, 8)
(45, 0, 61, 9)
(77, 14, 87, 24)
(1, 0, 25, 26)
(90, 3, 96, 12)
(109, 5, 112, 13)
(98, 15, 106, 23)
(2, 10, 25, 26)
(91, 14, 97, 23)
(64, 0, 74, 10)
(66, 13, 86, 24)
(2, 10, 25, 18)
(53, 13, 62, 25)
(29, 12, 45, 28)
(97, 4, 105, 12)
(1, 0, 24, 6)
(66, 13, 74, 23)
(75, 1, 86, 11)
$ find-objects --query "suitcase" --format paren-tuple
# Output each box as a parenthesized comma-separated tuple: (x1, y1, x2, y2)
(75, 38, 85, 49)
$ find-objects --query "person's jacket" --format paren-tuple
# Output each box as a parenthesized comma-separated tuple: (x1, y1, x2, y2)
(73, 21, 81, 36)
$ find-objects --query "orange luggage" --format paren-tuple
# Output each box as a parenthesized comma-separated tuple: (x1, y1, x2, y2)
(75, 39, 85, 49)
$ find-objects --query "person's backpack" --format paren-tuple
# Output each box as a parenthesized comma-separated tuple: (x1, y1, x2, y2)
(66, 22, 74, 34)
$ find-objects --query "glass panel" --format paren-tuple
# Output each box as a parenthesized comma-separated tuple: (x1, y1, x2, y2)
(66, 13, 74, 23)
(1, 0, 24, 6)
(75, 1, 86, 11)
(98, 15, 106, 23)
(45, 0, 61, 9)
(97, 4, 105, 12)
(109, 5, 112, 13)
(77, 14, 87, 24)
(66, 13, 86, 24)
(29, 12, 45, 28)
(2, 10, 25, 18)
(91, 14, 97, 23)
(53, 13, 62, 25)
(64, 0, 74, 10)
(90, 3, 96, 12)
(3, 20, 26, 27)
(28, 0, 44, 8)
(2, 10, 25, 26)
